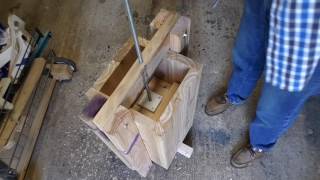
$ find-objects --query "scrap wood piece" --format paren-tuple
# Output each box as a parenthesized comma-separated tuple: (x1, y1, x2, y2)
(177, 143, 193, 158)
(0, 58, 46, 148)
(93, 12, 180, 133)
(49, 64, 73, 81)
(17, 78, 56, 180)
(150, 9, 172, 30)
(170, 16, 191, 53)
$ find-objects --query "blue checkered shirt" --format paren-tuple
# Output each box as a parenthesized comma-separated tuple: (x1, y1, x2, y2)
(266, 0, 320, 92)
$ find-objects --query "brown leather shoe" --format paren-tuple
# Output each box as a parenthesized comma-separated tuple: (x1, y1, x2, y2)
(205, 94, 232, 116)
(231, 145, 264, 168)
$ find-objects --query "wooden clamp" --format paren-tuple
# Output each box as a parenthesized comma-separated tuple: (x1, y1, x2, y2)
(93, 12, 180, 133)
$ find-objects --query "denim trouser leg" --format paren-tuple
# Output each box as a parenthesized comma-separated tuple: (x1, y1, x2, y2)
(250, 64, 320, 151)
(227, 0, 272, 104)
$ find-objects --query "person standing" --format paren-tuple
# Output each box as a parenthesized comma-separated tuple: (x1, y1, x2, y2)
(205, 0, 320, 168)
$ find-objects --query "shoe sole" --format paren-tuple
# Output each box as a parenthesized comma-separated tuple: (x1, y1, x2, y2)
(230, 157, 250, 169)
(204, 105, 230, 116)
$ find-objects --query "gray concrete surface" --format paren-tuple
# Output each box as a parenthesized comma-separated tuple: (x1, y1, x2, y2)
(0, 0, 319, 179)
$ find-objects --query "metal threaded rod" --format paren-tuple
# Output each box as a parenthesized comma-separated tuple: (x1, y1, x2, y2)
(123, 0, 152, 101)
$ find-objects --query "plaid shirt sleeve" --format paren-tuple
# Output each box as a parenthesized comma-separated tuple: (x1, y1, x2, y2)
(266, 0, 320, 92)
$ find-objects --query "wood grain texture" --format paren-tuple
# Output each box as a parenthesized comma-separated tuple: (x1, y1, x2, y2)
(170, 16, 191, 53)
(150, 9, 172, 30)
(177, 143, 193, 158)
(93, 37, 149, 92)
(17, 79, 56, 180)
(0, 58, 46, 147)
(133, 52, 202, 169)
(93, 13, 179, 133)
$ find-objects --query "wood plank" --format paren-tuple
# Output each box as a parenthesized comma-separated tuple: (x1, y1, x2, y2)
(150, 9, 172, 30)
(83, 90, 143, 152)
(93, 37, 149, 91)
(122, 36, 170, 108)
(17, 79, 56, 180)
(93, 13, 179, 133)
(177, 143, 193, 158)
(0, 58, 46, 147)
(170, 16, 191, 53)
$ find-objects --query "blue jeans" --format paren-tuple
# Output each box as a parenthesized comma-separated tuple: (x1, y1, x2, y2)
(227, 0, 320, 151)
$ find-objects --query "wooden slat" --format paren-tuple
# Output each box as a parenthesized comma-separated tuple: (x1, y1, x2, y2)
(0, 58, 46, 147)
(177, 143, 193, 158)
(17, 79, 56, 180)
(93, 37, 149, 92)
(93, 13, 180, 133)
(170, 16, 191, 53)
(150, 9, 172, 30)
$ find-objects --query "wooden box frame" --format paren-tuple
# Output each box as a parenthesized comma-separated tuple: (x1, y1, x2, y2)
(82, 10, 202, 176)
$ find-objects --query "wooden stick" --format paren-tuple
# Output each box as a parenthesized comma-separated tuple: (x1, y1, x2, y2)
(17, 79, 56, 180)
(93, 13, 180, 133)
(0, 58, 46, 147)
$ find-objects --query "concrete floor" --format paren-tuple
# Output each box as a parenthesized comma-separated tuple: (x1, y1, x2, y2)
(1, 0, 320, 179)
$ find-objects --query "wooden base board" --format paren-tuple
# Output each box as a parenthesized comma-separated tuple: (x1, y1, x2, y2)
(177, 143, 193, 159)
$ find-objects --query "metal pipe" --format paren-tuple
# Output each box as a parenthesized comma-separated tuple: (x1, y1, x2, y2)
(123, 0, 143, 64)
(123, 0, 152, 101)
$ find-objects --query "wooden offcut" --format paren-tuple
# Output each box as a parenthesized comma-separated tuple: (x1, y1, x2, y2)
(170, 16, 191, 53)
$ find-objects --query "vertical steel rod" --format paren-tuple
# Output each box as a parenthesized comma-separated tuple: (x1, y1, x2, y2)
(123, 0, 152, 101)
(124, 0, 144, 64)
